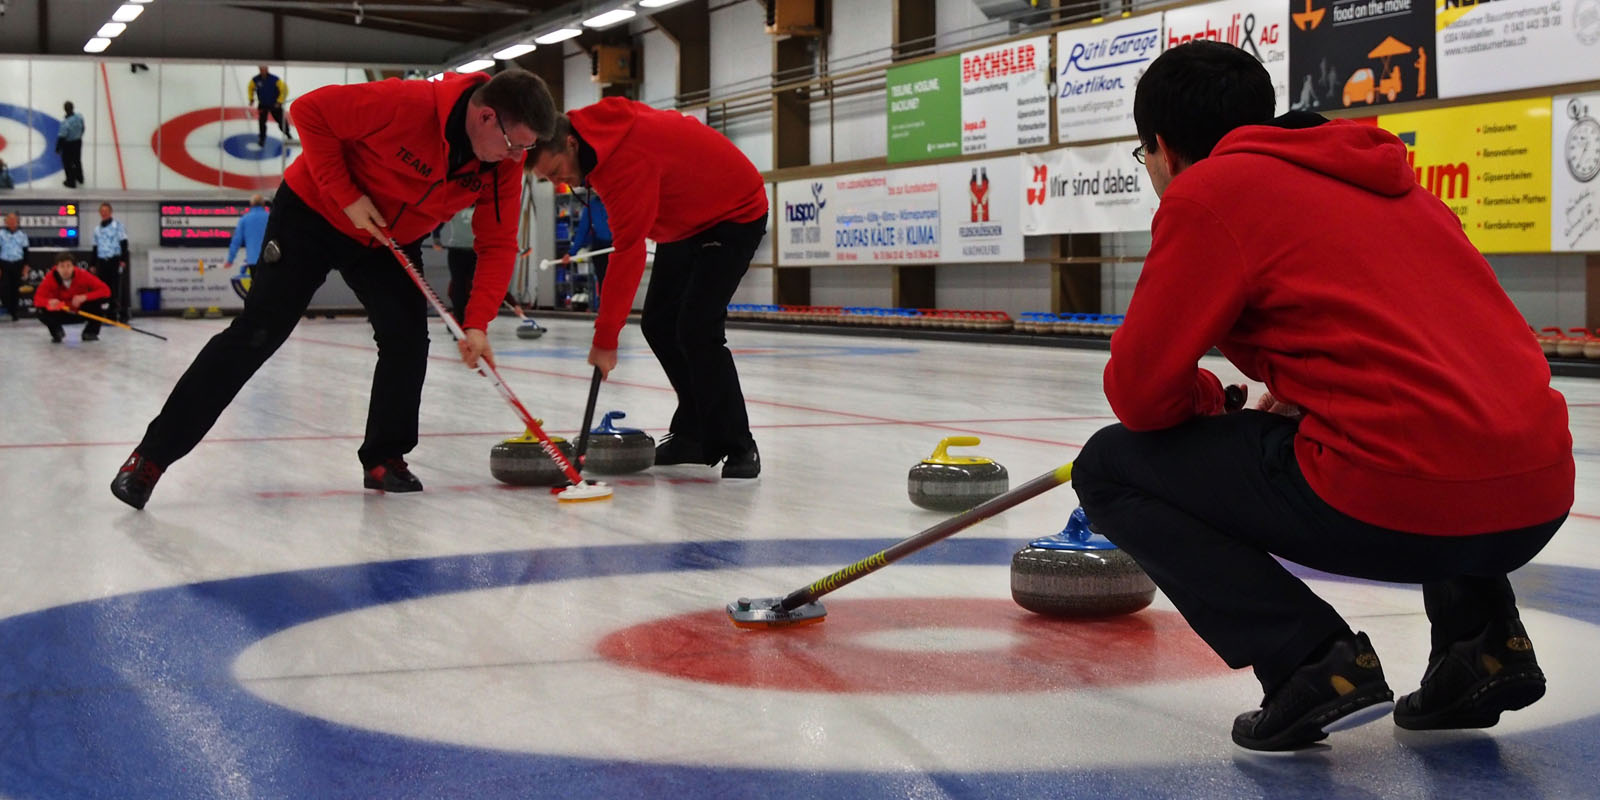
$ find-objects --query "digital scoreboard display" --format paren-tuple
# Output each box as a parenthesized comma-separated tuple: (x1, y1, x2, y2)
(8, 201, 80, 248)
(160, 201, 246, 246)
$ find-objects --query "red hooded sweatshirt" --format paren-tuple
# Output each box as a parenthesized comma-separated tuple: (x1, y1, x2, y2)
(35, 266, 110, 308)
(284, 74, 522, 331)
(1106, 119, 1573, 535)
(570, 98, 768, 349)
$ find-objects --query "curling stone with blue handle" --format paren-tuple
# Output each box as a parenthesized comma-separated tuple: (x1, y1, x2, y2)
(907, 435, 1009, 511)
(582, 411, 656, 475)
(1011, 507, 1156, 617)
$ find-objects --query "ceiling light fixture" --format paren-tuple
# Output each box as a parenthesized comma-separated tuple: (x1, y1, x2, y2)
(84, 37, 112, 52)
(112, 4, 144, 22)
(534, 27, 582, 44)
(455, 58, 495, 73)
(97, 22, 127, 37)
(492, 43, 537, 60)
(582, 9, 636, 28)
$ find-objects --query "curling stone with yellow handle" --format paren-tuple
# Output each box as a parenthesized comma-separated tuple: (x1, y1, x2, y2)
(907, 435, 1010, 511)
(490, 425, 577, 486)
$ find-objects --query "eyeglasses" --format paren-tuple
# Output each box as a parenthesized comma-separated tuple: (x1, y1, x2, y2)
(495, 114, 537, 153)
(1132, 144, 1148, 164)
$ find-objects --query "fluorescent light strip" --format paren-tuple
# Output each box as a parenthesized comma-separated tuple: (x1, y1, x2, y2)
(97, 22, 127, 38)
(534, 28, 582, 44)
(639, 0, 685, 7)
(84, 37, 112, 53)
(582, 9, 636, 28)
(112, 4, 145, 22)
(455, 59, 495, 73)
(492, 43, 537, 60)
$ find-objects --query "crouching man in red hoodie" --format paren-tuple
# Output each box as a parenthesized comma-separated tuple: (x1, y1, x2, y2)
(1069, 41, 1573, 751)
(529, 101, 768, 479)
(35, 252, 111, 343)
(110, 69, 557, 509)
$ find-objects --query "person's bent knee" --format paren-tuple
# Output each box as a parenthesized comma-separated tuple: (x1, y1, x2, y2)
(1072, 422, 1135, 492)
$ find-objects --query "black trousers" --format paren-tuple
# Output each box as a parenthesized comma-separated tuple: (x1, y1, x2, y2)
(136, 184, 429, 469)
(589, 247, 611, 299)
(38, 300, 106, 337)
(445, 247, 476, 322)
(0, 259, 23, 318)
(258, 104, 289, 144)
(59, 139, 83, 187)
(640, 218, 765, 459)
(1071, 411, 1565, 692)
(93, 257, 131, 322)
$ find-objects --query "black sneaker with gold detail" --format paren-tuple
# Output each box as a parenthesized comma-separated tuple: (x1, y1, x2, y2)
(1232, 631, 1394, 751)
(1394, 619, 1545, 731)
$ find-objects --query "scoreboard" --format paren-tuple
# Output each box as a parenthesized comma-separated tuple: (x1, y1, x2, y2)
(7, 201, 80, 248)
(160, 201, 246, 246)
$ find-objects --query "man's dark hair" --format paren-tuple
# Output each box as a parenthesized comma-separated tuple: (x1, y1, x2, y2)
(1133, 41, 1274, 165)
(64, 101, 75, 114)
(54, 251, 75, 264)
(531, 115, 573, 158)
(474, 69, 558, 142)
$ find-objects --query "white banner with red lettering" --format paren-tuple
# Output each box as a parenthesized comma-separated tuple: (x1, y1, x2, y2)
(958, 36, 1052, 154)
(1163, 0, 1290, 114)
(1020, 143, 1159, 235)
(938, 157, 1024, 263)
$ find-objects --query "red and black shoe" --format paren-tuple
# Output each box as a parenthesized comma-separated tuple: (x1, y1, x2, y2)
(363, 458, 424, 493)
(110, 451, 164, 510)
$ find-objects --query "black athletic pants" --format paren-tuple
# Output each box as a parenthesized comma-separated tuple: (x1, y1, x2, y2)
(258, 104, 290, 145)
(640, 218, 765, 460)
(1071, 411, 1565, 693)
(136, 184, 429, 470)
(38, 300, 106, 338)
(0, 259, 23, 319)
(445, 247, 476, 322)
(94, 257, 130, 322)
(59, 139, 83, 187)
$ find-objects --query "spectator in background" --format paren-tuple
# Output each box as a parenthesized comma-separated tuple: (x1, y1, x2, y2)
(563, 188, 612, 298)
(226, 194, 270, 279)
(35, 251, 110, 343)
(250, 66, 292, 148)
(0, 212, 29, 321)
(0, 157, 14, 190)
(430, 206, 476, 321)
(92, 203, 130, 322)
(57, 102, 85, 189)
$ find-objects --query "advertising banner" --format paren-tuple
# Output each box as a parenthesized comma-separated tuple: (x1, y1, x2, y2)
(1165, 0, 1291, 114)
(830, 168, 942, 264)
(958, 36, 1052, 154)
(1020, 142, 1158, 235)
(887, 56, 962, 163)
(1055, 15, 1163, 144)
(1378, 97, 1552, 252)
(938, 157, 1024, 263)
(1287, 0, 1437, 113)
(148, 249, 241, 310)
(1437, 0, 1600, 99)
(776, 178, 834, 266)
(1552, 92, 1600, 251)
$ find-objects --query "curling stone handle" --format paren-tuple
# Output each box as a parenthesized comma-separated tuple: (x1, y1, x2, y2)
(597, 410, 627, 434)
(930, 435, 982, 461)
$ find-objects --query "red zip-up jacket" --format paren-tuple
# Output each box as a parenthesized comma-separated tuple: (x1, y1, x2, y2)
(1106, 119, 1573, 535)
(570, 98, 768, 349)
(284, 74, 522, 331)
(35, 267, 110, 307)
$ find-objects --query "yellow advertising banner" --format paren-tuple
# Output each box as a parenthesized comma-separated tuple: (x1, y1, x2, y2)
(1377, 97, 1553, 252)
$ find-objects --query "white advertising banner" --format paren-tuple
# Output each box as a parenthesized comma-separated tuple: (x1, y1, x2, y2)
(776, 177, 834, 266)
(1021, 143, 1159, 235)
(938, 157, 1025, 263)
(1163, 0, 1290, 114)
(148, 249, 241, 310)
(959, 36, 1053, 154)
(1552, 93, 1600, 251)
(831, 167, 943, 264)
(1438, 0, 1600, 99)
(1055, 15, 1163, 144)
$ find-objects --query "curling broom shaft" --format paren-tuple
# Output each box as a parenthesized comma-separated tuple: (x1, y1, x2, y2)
(63, 307, 169, 341)
(777, 462, 1074, 612)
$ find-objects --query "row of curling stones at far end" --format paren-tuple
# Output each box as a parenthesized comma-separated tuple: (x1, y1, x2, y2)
(1012, 507, 1156, 618)
(489, 411, 657, 485)
(908, 435, 1009, 511)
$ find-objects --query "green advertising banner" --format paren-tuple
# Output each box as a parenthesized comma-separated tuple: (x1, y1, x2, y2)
(887, 55, 961, 163)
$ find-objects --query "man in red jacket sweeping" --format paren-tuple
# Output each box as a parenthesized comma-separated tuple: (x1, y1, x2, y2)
(529, 101, 768, 479)
(110, 69, 556, 509)
(1070, 41, 1573, 751)
(35, 252, 111, 343)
